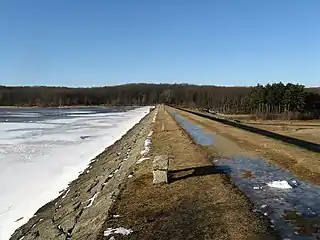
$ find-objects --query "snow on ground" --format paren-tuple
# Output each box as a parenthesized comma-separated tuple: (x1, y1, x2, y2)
(136, 157, 150, 164)
(267, 180, 292, 189)
(104, 227, 133, 237)
(0, 107, 149, 239)
(152, 108, 158, 123)
(61, 189, 70, 199)
(140, 132, 153, 156)
(84, 192, 99, 208)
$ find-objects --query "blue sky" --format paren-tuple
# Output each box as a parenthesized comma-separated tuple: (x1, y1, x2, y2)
(0, 0, 319, 87)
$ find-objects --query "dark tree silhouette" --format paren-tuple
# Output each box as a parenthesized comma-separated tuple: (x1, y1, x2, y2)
(0, 83, 319, 119)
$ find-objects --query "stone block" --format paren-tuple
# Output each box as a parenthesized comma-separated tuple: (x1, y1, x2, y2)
(153, 155, 169, 171)
(153, 170, 168, 184)
(153, 155, 169, 184)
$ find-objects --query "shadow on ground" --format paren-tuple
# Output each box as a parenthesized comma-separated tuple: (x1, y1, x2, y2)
(169, 165, 231, 183)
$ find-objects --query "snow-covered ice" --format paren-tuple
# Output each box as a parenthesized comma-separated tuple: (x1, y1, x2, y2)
(0, 107, 149, 239)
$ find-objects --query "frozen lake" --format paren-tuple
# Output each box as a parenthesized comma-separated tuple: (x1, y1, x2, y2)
(0, 106, 150, 239)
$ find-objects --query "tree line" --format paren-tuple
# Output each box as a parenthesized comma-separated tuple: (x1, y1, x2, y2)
(0, 82, 319, 119)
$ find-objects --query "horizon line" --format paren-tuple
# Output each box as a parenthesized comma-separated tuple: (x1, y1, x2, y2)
(1, 82, 319, 88)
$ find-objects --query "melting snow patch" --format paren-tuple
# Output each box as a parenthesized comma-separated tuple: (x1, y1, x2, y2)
(267, 180, 292, 189)
(109, 237, 115, 240)
(84, 192, 99, 208)
(145, 139, 151, 147)
(148, 131, 153, 137)
(61, 189, 70, 199)
(113, 214, 120, 218)
(136, 157, 150, 164)
(104, 227, 133, 237)
(140, 149, 148, 156)
(152, 110, 158, 123)
(140, 138, 151, 156)
(128, 174, 133, 179)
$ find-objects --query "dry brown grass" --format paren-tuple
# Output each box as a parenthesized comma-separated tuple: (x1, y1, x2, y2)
(99, 107, 278, 240)
(242, 119, 320, 144)
(221, 113, 320, 144)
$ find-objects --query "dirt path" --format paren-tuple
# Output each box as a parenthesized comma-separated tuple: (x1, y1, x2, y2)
(99, 106, 278, 240)
(175, 108, 320, 185)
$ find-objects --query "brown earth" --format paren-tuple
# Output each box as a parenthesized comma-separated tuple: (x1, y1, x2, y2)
(175, 108, 320, 185)
(98, 106, 278, 240)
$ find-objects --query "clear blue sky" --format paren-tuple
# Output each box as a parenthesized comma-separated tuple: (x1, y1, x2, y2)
(0, 0, 319, 87)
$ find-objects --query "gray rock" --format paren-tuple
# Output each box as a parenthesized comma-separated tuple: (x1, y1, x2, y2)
(153, 170, 168, 184)
(153, 155, 169, 184)
(153, 155, 169, 171)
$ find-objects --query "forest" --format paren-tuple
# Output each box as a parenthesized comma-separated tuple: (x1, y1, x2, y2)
(0, 82, 319, 119)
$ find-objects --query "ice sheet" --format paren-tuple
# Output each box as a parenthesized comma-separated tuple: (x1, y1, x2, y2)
(0, 107, 149, 239)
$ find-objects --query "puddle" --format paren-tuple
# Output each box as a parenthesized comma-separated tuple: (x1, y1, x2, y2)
(170, 112, 214, 146)
(170, 111, 320, 239)
(215, 156, 320, 239)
